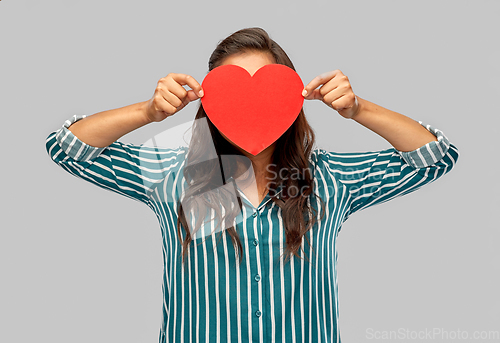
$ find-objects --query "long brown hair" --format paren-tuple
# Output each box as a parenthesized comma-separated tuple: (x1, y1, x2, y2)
(176, 27, 325, 268)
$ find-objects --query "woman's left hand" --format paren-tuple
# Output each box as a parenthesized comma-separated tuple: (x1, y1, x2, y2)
(302, 69, 360, 119)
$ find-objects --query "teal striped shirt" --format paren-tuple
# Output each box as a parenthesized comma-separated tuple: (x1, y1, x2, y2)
(45, 114, 459, 343)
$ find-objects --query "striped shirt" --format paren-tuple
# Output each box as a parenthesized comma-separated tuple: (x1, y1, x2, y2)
(45, 114, 459, 343)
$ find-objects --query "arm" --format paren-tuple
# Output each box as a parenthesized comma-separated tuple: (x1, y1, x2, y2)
(303, 69, 459, 222)
(351, 96, 438, 152)
(317, 127, 458, 220)
(67, 73, 203, 148)
(67, 100, 152, 148)
(45, 114, 187, 205)
(302, 69, 451, 154)
(45, 73, 203, 204)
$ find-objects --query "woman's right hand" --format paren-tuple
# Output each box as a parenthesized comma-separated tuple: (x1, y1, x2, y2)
(146, 73, 204, 123)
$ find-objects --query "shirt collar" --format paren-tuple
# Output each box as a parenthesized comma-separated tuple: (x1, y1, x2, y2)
(226, 176, 283, 210)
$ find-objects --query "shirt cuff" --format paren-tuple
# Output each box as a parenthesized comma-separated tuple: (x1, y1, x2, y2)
(55, 114, 106, 162)
(397, 121, 451, 169)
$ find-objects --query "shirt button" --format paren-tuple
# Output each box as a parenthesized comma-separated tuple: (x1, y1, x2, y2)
(254, 274, 261, 282)
(252, 211, 258, 217)
(252, 239, 259, 246)
(255, 310, 262, 317)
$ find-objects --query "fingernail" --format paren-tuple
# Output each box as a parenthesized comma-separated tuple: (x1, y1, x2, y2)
(302, 89, 307, 96)
(199, 90, 204, 97)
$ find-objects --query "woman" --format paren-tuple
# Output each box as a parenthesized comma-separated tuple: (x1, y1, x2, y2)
(45, 27, 459, 343)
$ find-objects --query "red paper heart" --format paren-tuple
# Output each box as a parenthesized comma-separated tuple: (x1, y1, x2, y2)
(201, 64, 304, 156)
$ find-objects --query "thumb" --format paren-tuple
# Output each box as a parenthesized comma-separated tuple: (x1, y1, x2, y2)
(186, 89, 200, 102)
(303, 88, 323, 101)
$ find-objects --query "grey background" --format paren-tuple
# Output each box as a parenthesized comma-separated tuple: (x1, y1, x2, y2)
(1, 0, 499, 342)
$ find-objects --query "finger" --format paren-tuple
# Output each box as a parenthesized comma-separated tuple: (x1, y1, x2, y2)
(302, 70, 341, 97)
(303, 89, 323, 101)
(176, 90, 198, 112)
(165, 77, 189, 100)
(318, 79, 340, 97)
(171, 73, 204, 97)
(176, 96, 190, 112)
(154, 93, 177, 114)
(162, 90, 184, 108)
(329, 93, 353, 111)
(322, 87, 346, 106)
(186, 89, 199, 102)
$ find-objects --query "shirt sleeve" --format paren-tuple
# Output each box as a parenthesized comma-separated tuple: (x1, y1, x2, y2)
(45, 114, 187, 205)
(317, 121, 459, 219)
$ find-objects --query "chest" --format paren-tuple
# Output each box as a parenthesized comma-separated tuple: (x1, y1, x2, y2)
(237, 181, 269, 208)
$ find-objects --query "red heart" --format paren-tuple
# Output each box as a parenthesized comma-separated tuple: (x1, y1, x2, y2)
(201, 64, 304, 156)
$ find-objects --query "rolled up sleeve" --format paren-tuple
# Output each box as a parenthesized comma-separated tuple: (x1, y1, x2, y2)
(397, 121, 452, 169)
(46, 114, 187, 205)
(318, 120, 459, 219)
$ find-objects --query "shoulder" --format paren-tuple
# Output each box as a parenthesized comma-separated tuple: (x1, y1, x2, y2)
(110, 142, 189, 171)
(111, 141, 187, 156)
(311, 147, 397, 168)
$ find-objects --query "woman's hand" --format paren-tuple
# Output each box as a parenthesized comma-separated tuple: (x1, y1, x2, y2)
(146, 73, 204, 122)
(302, 69, 360, 119)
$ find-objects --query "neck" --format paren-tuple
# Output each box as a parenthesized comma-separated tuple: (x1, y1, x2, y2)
(237, 143, 276, 180)
(219, 131, 276, 180)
